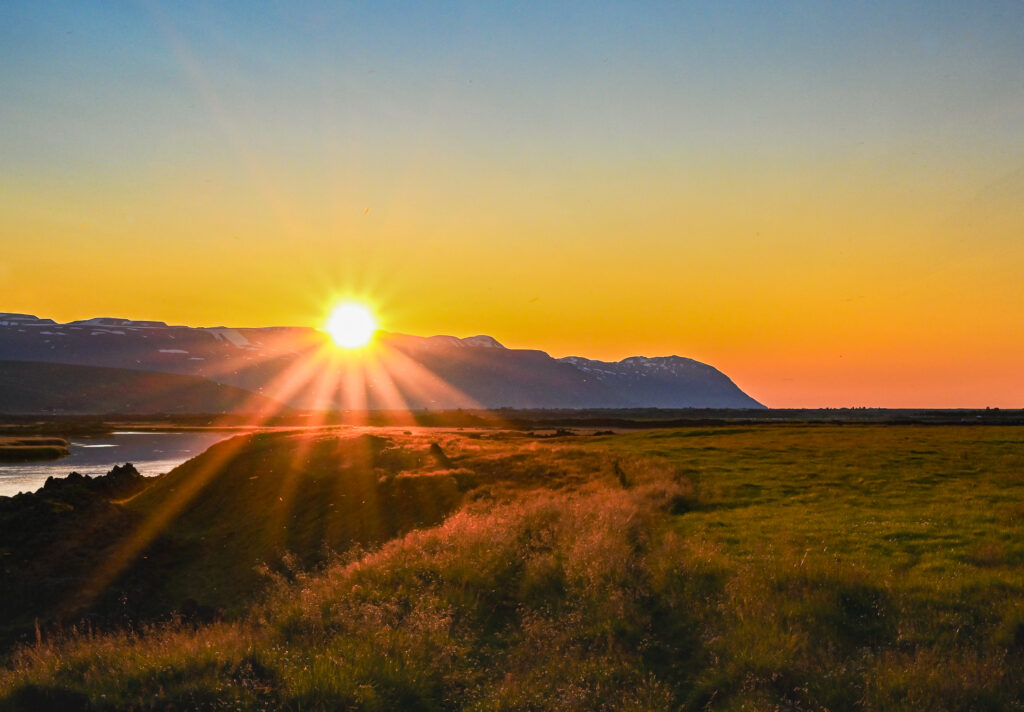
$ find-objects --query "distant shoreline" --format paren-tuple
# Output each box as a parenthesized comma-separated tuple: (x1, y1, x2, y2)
(1, 407, 1024, 439)
(0, 436, 70, 462)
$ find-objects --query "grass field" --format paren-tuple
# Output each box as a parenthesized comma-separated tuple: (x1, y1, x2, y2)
(2, 425, 1024, 710)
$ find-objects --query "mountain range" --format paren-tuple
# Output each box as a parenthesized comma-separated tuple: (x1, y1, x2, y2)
(0, 313, 763, 413)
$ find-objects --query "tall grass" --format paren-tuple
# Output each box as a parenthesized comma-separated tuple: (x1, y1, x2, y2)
(0, 448, 698, 711)
(3, 426, 1024, 710)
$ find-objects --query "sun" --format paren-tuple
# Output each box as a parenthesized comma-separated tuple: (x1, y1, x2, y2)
(325, 302, 377, 348)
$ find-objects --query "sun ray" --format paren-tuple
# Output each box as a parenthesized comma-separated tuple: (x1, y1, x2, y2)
(61, 314, 502, 618)
(375, 341, 483, 412)
(363, 353, 412, 409)
(67, 348, 335, 610)
(142, 1, 309, 243)
(265, 362, 348, 547)
(338, 355, 370, 424)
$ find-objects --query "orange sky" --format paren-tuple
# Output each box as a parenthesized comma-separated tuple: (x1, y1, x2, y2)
(2, 2, 1023, 407)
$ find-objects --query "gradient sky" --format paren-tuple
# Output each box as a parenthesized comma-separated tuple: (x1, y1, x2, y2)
(2, 1, 1023, 407)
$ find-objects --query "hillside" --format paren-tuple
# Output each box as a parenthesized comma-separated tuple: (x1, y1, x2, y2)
(0, 360, 284, 414)
(4, 426, 1024, 710)
(0, 430, 466, 643)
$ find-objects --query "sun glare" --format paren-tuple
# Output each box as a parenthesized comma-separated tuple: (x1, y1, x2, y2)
(325, 303, 377, 348)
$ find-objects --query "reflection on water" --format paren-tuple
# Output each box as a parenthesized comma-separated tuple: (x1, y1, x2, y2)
(0, 431, 235, 497)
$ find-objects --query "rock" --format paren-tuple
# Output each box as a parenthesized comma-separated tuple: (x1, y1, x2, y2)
(429, 442, 452, 468)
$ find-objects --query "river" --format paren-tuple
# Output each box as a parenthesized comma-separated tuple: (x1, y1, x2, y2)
(0, 431, 235, 497)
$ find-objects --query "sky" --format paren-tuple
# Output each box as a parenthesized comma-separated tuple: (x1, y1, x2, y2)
(2, 1, 1023, 407)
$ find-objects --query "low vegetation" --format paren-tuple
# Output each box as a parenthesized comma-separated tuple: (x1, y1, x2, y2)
(0, 436, 68, 462)
(2, 425, 1024, 710)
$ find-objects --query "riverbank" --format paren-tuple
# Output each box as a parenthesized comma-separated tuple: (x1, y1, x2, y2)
(0, 437, 69, 463)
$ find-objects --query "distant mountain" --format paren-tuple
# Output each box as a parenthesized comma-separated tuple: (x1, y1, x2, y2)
(559, 356, 761, 408)
(0, 360, 285, 414)
(0, 312, 764, 412)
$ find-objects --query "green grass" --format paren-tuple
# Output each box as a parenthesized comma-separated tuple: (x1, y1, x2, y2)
(584, 425, 1024, 709)
(3, 425, 1024, 710)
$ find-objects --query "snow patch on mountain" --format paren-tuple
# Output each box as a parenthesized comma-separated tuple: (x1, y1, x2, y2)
(461, 335, 504, 348)
(205, 328, 251, 347)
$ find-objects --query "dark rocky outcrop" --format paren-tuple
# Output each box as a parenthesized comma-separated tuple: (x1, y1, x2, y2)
(0, 464, 150, 647)
(41, 463, 147, 500)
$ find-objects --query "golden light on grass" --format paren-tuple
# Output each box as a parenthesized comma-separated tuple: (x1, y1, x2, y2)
(325, 302, 377, 349)
(64, 305, 490, 615)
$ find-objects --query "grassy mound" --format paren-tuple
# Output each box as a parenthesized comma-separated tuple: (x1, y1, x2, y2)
(0, 431, 467, 647)
(1, 460, 694, 711)
(118, 431, 465, 617)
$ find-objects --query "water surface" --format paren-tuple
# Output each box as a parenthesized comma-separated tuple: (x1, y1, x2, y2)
(0, 431, 233, 497)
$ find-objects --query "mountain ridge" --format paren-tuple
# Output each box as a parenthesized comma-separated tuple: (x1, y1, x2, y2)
(0, 312, 764, 411)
